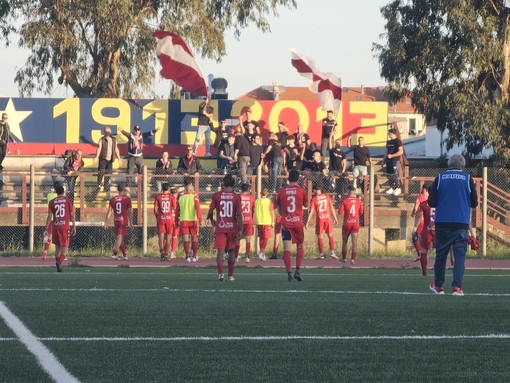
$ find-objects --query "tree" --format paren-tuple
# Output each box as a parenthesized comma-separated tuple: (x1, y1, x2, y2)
(0, 0, 296, 98)
(374, 0, 510, 165)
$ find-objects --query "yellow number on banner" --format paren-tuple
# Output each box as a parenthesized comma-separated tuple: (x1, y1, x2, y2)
(53, 98, 80, 143)
(143, 99, 169, 144)
(91, 99, 132, 143)
(268, 101, 309, 132)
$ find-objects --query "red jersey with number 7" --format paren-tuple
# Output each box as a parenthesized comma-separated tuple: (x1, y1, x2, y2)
(338, 196, 363, 227)
(240, 193, 255, 224)
(210, 190, 242, 233)
(274, 185, 308, 228)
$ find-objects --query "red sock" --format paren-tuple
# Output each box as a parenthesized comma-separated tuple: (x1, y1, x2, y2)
(283, 251, 292, 272)
(192, 241, 198, 257)
(183, 241, 190, 257)
(120, 244, 126, 256)
(420, 253, 427, 276)
(342, 249, 347, 260)
(273, 244, 279, 256)
(414, 241, 421, 256)
(171, 236, 178, 253)
(318, 238, 324, 254)
(228, 261, 235, 277)
(235, 245, 240, 258)
(59, 254, 65, 263)
(245, 242, 251, 257)
(329, 236, 335, 251)
(112, 249, 118, 255)
(43, 241, 51, 252)
(351, 251, 357, 260)
(296, 247, 304, 268)
(260, 238, 268, 253)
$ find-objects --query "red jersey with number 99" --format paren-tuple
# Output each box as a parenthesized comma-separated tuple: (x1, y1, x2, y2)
(274, 185, 308, 228)
(109, 195, 132, 225)
(154, 193, 176, 223)
(338, 196, 363, 227)
(240, 193, 255, 224)
(210, 190, 242, 233)
(49, 196, 74, 229)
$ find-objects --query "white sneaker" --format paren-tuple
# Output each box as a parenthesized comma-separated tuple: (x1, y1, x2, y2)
(258, 252, 266, 261)
(316, 253, 325, 260)
(185, 257, 192, 263)
(218, 274, 224, 281)
(245, 256, 251, 263)
(192, 256, 198, 263)
(386, 188, 394, 194)
(205, 152, 213, 157)
(189, 250, 194, 258)
(170, 252, 176, 260)
(350, 259, 355, 264)
(227, 276, 235, 282)
(393, 188, 402, 196)
(330, 251, 338, 260)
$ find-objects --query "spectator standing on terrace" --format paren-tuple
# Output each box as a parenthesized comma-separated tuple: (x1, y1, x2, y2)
(321, 110, 337, 157)
(264, 132, 284, 192)
(348, 135, 373, 190)
(241, 108, 260, 135)
(328, 136, 348, 196)
(211, 119, 230, 167)
(62, 149, 84, 203)
(104, 183, 132, 260)
(193, 96, 214, 157)
(274, 169, 309, 282)
(154, 150, 173, 192)
(178, 146, 202, 174)
(218, 134, 236, 172)
(338, 186, 363, 264)
(276, 121, 289, 146)
(94, 126, 121, 194)
(207, 174, 242, 281)
(293, 124, 310, 159)
(382, 127, 403, 196)
(176, 181, 202, 262)
(428, 154, 478, 296)
(120, 125, 159, 177)
(247, 134, 264, 178)
(233, 128, 251, 184)
(154, 182, 177, 261)
(44, 183, 76, 272)
(0, 112, 16, 171)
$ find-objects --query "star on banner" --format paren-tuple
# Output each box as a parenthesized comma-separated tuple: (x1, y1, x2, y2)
(0, 98, 32, 142)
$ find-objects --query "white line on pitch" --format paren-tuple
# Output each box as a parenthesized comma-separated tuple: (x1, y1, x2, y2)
(1, 287, 510, 297)
(0, 301, 81, 383)
(0, 334, 509, 342)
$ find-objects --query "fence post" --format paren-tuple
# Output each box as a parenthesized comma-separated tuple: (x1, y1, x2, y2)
(482, 167, 487, 257)
(29, 165, 35, 253)
(368, 166, 374, 255)
(143, 165, 148, 255)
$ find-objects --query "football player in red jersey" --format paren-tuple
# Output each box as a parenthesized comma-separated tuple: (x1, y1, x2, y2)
(44, 183, 76, 272)
(411, 184, 429, 261)
(236, 183, 255, 262)
(271, 215, 282, 259)
(105, 183, 132, 260)
(154, 182, 177, 260)
(305, 184, 338, 260)
(338, 186, 364, 264)
(416, 195, 435, 276)
(274, 169, 309, 281)
(207, 174, 243, 281)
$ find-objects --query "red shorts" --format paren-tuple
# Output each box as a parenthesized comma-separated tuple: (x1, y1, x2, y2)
(114, 223, 129, 236)
(342, 224, 360, 238)
(257, 225, 272, 239)
(52, 227, 70, 247)
(180, 221, 198, 236)
(416, 219, 424, 235)
(315, 220, 333, 235)
(242, 223, 254, 237)
(420, 228, 435, 251)
(282, 226, 304, 244)
(157, 221, 174, 235)
(214, 232, 237, 250)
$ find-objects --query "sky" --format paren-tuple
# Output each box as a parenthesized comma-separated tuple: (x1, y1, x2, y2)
(0, 0, 389, 99)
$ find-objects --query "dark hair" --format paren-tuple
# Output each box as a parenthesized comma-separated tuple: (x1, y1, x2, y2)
(55, 184, 65, 195)
(288, 169, 300, 182)
(348, 185, 356, 191)
(117, 182, 126, 192)
(184, 176, 194, 186)
(312, 183, 321, 191)
(162, 183, 170, 191)
(53, 180, 63, 190)
(170, 187, 177, 194)
(223, 174, 235, 187)
(241, 183, 251, 192)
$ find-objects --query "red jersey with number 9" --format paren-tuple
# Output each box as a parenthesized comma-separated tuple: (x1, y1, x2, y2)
(109, 195, 132, 225)
(274, 185, 308, 228)
(210, 190, 242, 233)
(338, 196, 363, 227)
(240, 193, 255, 224)
(49, 196, 74, 229)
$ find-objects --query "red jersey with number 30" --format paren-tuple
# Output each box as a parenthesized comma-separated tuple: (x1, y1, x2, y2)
(338, 196, 363, 227)
(154, 193, 176, 223)
(49, 196, 74, 229)
(210, 190, 242, 233)
(109, 195, 132, 225)
(310, 194, 333, 223)
(240, 193, 255, 224)
(274, 184, 308, 228)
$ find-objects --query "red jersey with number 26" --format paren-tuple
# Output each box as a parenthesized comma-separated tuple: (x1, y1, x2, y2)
(275, 185, 309, 229)
(210, 190, 242, 233)
(338, 196, 363, 227)
(109, 195, 132, 225)
(49, 196, 74, 229)
(240, 193, 255, 224)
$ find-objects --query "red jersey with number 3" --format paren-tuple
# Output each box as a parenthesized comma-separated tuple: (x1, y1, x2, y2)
(338, 196, 363, 227)
(210, 190, 242, 233)
(49, 196, 74, 230)
(154, 193, 177, 223)
(310, 194, 333, 223)
(109, 195, 132, 225)
(240, 193, 255, 224)
(274, 185, 308, 228)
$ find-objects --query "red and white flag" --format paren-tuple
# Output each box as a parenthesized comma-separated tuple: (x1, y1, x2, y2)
(290, 49, 342, 114)
(153, 30, 208, 96)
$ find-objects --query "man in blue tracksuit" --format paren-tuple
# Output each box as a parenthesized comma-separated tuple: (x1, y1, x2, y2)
(427, 154, 478, 296)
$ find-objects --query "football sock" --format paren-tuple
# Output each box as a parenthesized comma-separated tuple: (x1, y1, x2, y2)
(296, 247, 304, 268)
(342, 249, 347, 260)
(192, 241, 198, 257)
(120, 243, 126, 256)
(283, 251, 292, 272)
(59, 254, 65, 264)
(329, 236, 335, 251)
(245, 242, 251, 257)
(217, 261, 224, 274)
(235, 245, 240, 258)
(227, 260, 235, 277)
(260, 238, 268, 253)
(420, 253, 427, 276)
(171, 236, 178, 253)
(351, 251, 357, 261)
(318, 238, 324, 254)
(183, 241, 190, 257)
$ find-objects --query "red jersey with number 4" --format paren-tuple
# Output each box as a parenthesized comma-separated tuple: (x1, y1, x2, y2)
(310, 194, 333, 223)
(154, 193, 177, 223)
(240, 193, 255, 224)
(338, 196, 363, 227)
(49, 196, 74, 229)
(274, 185, 309, 228)
(210, 190, 242, 233)
(109, 195, 132, 225)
